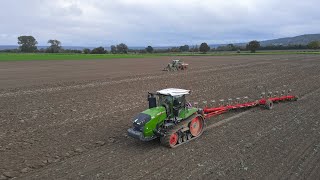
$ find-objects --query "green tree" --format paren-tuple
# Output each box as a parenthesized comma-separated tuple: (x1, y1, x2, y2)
(246, 40, 260, 53)
(91, 47, 107, 54)
(18, 35, 38, 52)
(61, 49, 82, 53)
(110, 45, 117, 54)
(116, 43, 128, 53)
(139, 49, 147, 54)
(179, 45, 189, 52)
(191, 45, 199, 52)
(46, 39, 62, 53)
(227, 44, 236, 51)
(145, 46, 154, 53)
(170, 47, 180, 52)
(199, 42, 210, 53)
(83, 48, 91, 54)
(308, 41, 320, 49)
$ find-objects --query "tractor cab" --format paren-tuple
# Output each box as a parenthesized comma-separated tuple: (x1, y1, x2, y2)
(172, 59, 180, 66)
(149, 88, 190, 119)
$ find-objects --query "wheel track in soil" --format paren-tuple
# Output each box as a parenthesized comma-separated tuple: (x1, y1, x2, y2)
(255, 91, 320, 179)
(247, 116, 312, 178)
(272, 103, 320, 179)
(278, 139, 319, 179)
(308, 155, 320, 179)
(291, 145, 320, 179)
(249, 98, 319, 179)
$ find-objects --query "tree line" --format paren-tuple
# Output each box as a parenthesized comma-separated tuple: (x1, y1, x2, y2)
(1, 35, 320, 54)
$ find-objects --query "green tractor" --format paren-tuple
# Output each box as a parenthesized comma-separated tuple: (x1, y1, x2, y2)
(127, 88, 205, 148)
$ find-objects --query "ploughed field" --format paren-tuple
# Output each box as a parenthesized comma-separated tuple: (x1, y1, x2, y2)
(0, 55, 320, 179)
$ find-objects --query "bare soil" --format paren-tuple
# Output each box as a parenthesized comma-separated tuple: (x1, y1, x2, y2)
(0, 55, 320, 179)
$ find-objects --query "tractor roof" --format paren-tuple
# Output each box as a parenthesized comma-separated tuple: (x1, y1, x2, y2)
(157, 88, 190, 96)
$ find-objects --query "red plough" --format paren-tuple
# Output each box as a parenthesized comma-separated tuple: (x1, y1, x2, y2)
(203, 94, 298, 119)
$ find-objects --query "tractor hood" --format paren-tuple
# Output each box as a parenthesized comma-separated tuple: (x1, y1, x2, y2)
(142, 106, 166, 118)
(132, 113, 151, 130)
(132, 106, 166, 131)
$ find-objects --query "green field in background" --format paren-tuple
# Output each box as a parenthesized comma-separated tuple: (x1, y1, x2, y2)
(0, 51, 319, 61)
(0, 53, 160, 61)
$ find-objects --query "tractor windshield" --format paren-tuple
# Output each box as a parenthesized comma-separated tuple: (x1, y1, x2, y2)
(158, 94, 172, 106)
(173, 95, 185, 108)
(158, 94, 185, 107)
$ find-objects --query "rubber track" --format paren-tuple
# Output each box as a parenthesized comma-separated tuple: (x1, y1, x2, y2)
(160, 114, 205, 148)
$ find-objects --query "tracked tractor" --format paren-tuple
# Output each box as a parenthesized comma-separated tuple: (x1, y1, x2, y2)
(127, 88, 298, 148)
(127, 88, 205, 148)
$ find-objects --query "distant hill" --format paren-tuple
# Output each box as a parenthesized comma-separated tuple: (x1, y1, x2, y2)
(260, 34, 320, 46)
(0, 45, 17, 50)
(208, 34, 320, 48)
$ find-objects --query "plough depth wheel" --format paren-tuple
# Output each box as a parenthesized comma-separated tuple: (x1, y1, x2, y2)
(265, 100, 274, 110)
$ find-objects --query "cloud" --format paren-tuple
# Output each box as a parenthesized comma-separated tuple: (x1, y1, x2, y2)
(0, 0, 319, 46)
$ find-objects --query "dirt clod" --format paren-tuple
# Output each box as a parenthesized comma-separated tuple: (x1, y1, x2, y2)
(21, 167, 31, 173)
(3, 171, 17, 178)
(108, 138, 116, 143)
(0, 175, 7, 180)
(95, 141, 105, 146)
(75, 148, 84, 153)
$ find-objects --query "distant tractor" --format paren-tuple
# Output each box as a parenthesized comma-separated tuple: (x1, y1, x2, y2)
(163, 60, 188, 71)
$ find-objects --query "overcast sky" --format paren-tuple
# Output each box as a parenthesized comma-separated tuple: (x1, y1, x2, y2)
(0, 0, 319, 46)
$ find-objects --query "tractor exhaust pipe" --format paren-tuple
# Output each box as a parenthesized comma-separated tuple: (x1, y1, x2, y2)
(148, 93, 157, 108)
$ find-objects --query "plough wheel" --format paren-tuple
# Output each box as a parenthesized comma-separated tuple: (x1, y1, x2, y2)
(265, 100, 274, 110)
(292, 96, 299, 101)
